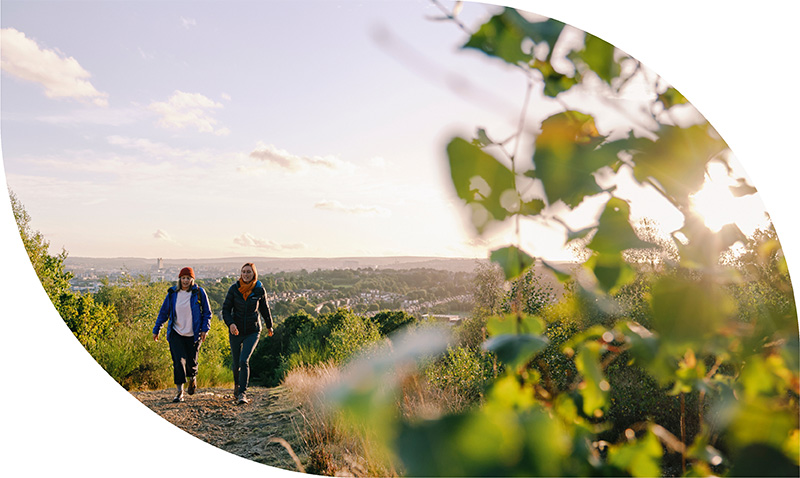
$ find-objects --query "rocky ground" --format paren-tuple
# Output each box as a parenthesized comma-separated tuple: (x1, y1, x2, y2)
(132, 386, 307, 473)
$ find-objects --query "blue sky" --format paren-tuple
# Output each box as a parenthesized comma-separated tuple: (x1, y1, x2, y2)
(1, 0, 774, 262)
(2, 1, 799, 477)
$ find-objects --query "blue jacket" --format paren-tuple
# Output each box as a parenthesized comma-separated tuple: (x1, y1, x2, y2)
(153, 284, 212, 341)
(222, 280, 273, 336)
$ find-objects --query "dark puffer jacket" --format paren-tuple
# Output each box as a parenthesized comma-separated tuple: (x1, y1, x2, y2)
(222, 280, 273, 336)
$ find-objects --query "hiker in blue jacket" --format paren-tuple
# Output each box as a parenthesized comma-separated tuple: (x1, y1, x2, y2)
(152, 267, 212, 403)
(222, 262, 273, 404)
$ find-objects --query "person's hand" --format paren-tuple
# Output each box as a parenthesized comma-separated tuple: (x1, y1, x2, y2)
(153, 332, 159, 342)
(229, 323, 239, 336)
(199, 331, 208, 343)
(267, 327, 274, 337)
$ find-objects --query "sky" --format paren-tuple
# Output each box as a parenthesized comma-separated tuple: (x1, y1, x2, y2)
(0, 0, 774, 262)
(2, 1, 800, 476)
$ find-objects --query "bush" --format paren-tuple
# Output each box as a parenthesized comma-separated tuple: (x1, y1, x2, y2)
(423, 345, 494, 409)
(328, 313, 383, 364)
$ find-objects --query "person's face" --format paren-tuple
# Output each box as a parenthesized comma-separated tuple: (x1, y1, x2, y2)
(180, 275, 193, 290)
(241, 266, 254, 283)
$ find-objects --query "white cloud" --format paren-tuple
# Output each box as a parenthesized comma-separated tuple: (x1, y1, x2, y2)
(153, 229, 178, 243)
(180, 17, 197, 29)
(107, 135, 192, 159)
(0, 28, 109, 106)
(314, 199, 391, 217)
(148, 90, 229, 135)
(221, 93, 232, 101)
(249, 143, 352, 172)
(137, 47, 155, 61)
(233, 233, 306, 251)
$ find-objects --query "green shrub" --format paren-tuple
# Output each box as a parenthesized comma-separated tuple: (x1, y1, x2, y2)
(423, 345, 494, 407)
(328, 313, 383, 364)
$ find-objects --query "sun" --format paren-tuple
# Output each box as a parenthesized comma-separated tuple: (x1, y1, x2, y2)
(689, 162, 742, 232)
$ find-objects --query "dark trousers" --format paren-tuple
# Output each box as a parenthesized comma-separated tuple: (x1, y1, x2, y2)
(168, 332, 201, 385)
(230, 331, 259, 394)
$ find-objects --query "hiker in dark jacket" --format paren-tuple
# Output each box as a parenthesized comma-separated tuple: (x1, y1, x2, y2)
(222, 262, 273, 404)
(152, 267, 212, 403)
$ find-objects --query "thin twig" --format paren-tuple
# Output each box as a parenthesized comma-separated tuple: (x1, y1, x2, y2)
(269, 437, 306, 473)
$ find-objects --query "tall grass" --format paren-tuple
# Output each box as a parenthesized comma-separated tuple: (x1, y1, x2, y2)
(283, 362, 400, 477)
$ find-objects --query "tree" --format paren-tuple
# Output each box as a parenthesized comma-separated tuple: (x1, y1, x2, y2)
(10, 191, 116, 351)
(471, 261, 505, 318)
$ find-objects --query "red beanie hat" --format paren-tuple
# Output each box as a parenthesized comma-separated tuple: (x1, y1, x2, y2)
(179, 267, 195, 279)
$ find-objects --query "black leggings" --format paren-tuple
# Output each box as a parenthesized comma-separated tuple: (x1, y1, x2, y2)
(168, 332, 201, 385)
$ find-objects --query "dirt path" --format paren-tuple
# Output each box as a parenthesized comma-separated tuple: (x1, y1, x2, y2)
(132, 386, 306, 472)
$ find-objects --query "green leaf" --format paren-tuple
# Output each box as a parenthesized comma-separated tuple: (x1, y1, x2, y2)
(585, 253, 636, 294)
(630, 123, 729, 205)
(607, 430, 663, 478)
(588, 197, 656, 254)
(490, 245, 534, 280)
(519, 198, 545, 216)
(570, 33, 621, 86)
(657, 87, 688, 109)
(574, 341, 608, 416)
(677, 215, 747, 268)
(650, 275, 735, 345)
(528, 111, 622, 208)
(487, 313, 545, 337)
(615, 321, 659, 365)
(447, 137, 517, 233)
(464, 9, 566, 65)
(475, 127, 494, 146)
(483, 333, 549, 369)
(533, 59, 579, 97)
(463, 8, 534, 66)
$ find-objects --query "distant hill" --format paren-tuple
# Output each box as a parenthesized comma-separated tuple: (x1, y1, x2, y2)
(64, 256, 489, 276)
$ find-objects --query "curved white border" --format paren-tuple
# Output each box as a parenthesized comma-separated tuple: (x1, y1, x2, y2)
(2, 1, 797, 475)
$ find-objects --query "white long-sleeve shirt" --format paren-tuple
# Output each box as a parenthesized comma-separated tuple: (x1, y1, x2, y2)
(172, 290, 194, 337)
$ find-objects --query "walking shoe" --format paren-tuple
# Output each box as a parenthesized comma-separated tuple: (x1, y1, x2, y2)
(187, 377, 197, 395)
(237, 392, 249, 404)
(173, 391, 185, 403)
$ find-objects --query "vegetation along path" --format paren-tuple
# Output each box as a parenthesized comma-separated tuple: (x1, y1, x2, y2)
(132, 386, 306, 472)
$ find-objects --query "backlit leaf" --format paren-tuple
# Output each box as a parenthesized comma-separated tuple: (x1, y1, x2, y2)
(490, 245, 534, 280)
(607, 430, 663, 478)
(529, 111, 622, 208)
(464, 8, 565, 66)
(729, 178, 757, 197)
(630, 123, 729, 205)
(574, 341, 608, 415)
(483, 333, 549, 369)
(650, 275, 735, 345)
(463, 8, 534, 65)
(587, 197, 656, 255)
(570, 33, 621, 86)
(657, 87, 688, 109)
(447, 137, 517, 233)
(533, 59, 579, 97)
(487, 313, 545, 337)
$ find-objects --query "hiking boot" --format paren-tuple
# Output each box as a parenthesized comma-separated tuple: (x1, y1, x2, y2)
(187, 377, 197, 395)
(237, 392, 249, 404)
(173, 391, 185, 403)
